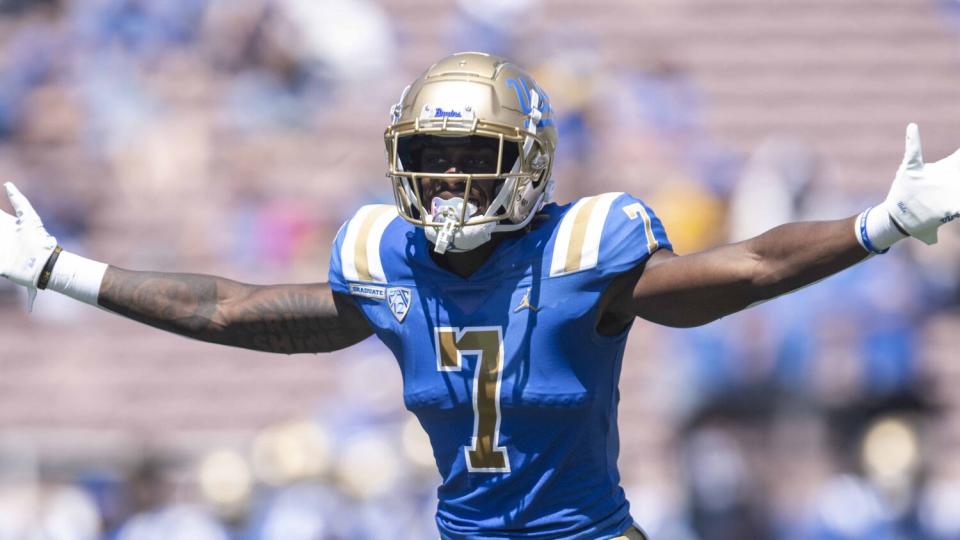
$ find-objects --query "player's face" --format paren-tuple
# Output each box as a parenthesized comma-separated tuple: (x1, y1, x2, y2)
(416, 137, 507, 214)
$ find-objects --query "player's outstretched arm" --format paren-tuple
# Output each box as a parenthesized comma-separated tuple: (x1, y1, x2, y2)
(606, 123, 960, 328)
(98, 268, 372, 353)
(0, 182, 372, 353)
(613, 217, 867, 328)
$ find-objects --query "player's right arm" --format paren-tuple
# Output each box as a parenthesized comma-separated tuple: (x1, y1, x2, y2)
(0, 182, 372, 354)
(97, 268, 372, 353)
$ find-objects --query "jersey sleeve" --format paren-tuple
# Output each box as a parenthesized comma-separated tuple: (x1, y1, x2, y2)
(595, 193, 672, 278)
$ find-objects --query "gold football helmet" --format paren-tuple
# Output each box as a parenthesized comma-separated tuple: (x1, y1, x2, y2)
(385, 52, 558, 253)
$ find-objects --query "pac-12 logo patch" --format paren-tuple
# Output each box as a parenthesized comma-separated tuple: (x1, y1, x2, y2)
(387, 287, 412, 322)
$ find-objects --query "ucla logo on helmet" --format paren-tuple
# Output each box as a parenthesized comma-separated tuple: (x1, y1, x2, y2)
(506, 77, 553, 128)
(387, 287, 413, 322)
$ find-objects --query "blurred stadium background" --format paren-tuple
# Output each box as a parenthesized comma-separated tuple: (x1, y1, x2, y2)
(2, 0, 960, 538)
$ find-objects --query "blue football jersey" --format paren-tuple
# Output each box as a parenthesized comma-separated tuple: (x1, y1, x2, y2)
(328, 193, 671, 539)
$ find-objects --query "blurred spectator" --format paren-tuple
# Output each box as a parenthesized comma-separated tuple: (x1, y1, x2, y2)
(937, 0, 960, 36)
(528, 44, 603, 201)
(253, 483, 346, 540)
(114, 458, 228, 540)
(0, 0, 67, 138)
(0, 484, 102, 540)
(728, 137, 822, 242)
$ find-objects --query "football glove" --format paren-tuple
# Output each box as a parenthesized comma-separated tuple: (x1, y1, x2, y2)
(882, 123, 960, 245)
(0, 182, 58, 311)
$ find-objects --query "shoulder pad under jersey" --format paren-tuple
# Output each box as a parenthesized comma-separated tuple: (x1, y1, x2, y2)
(547, 192, 671, 279)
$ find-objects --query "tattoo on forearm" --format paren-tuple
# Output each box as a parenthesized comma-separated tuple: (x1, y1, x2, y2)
(227, 289, 365, 353)
(98, 268, 370, 354)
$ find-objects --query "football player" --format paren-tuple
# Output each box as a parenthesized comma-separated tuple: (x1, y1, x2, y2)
(2, 52, 959, 539)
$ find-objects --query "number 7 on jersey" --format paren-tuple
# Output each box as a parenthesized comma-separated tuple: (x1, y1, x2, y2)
(435, 326, 510, 473)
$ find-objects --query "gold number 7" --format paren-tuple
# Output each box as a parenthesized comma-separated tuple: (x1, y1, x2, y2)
(435, 326, 510, 473)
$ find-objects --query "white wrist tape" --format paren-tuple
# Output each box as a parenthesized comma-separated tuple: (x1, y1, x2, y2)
(855, 206, 908, 254)
(46, 250, 108, 306)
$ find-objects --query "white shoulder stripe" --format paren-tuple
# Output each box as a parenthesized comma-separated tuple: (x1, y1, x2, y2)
(340, 205, 375, 282)
(549, 197, 591, 277)
(549, 193, 623, 277)
(579, 192, 623, 271)
(366, 206, 399, 283)
(340, 204, 397, 283)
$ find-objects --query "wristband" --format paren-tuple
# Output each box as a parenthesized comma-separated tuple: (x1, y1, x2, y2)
(36, 245, 62, 290)
(46, 250, 109, 306)
(856, 206, 907, 255)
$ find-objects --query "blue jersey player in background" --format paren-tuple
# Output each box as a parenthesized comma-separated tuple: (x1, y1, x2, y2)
(3, 52, 960, 539)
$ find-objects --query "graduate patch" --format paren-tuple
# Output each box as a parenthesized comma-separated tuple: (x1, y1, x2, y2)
(349, 283, 386, 300)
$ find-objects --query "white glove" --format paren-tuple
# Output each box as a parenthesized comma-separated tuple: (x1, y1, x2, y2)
(0, 182, 58, 311)
(881, 123, 960, 245)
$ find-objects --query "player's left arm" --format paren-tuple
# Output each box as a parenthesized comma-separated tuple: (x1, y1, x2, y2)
(604, 123, 960, 328)
(604, 218, 865, 328)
